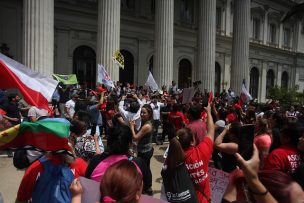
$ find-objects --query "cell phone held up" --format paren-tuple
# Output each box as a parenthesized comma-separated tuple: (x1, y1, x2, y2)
(238, 124, 255, 161)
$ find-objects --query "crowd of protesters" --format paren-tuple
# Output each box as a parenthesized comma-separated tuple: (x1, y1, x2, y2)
(1, 79, 304, 203)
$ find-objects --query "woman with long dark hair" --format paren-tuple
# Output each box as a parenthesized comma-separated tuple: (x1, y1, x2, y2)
(129, 104, 154, 195)
(214, 122, 241, 172)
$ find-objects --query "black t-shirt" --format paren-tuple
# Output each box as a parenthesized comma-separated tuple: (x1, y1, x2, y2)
(2, 102, 21, 124)
(160, 105, 172, 121)
(59, 88, 70, 103)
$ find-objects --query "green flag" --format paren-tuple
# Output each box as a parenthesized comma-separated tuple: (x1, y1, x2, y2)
(52, 74, 78, 85)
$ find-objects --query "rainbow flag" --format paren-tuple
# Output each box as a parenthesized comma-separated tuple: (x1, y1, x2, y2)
(0, 118, 71, 152)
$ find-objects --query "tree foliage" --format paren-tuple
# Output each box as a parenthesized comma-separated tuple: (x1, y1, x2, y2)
(268, 86, 304, 109)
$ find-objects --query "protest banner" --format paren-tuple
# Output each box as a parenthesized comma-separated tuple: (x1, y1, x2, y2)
(182, 87, 195, 104)
(208, 167, 230, 203)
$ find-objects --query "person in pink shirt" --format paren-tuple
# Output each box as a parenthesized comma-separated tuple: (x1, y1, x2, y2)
(254, 117, 272, 168)
(187, 104, 207, 145)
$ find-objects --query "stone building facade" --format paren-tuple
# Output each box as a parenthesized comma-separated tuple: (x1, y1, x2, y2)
(0, 0, 304, 102)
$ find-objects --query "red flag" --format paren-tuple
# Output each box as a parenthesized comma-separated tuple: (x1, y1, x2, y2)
(0, 53, 58, 111)
(208, 91, 213, 104)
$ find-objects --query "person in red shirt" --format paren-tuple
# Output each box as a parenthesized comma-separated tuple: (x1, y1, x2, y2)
(225, 107, 237, 124)
(187, 104, 207, 145)
(16, 152, 87, 203)
(165, 104, 214, 203)
(264, 122, 302, 175)
(168, 103, 188, 131)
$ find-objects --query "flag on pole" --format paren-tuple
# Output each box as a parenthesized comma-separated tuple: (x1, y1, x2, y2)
(0, 118, 71, 153)
(0, 53, 58, 111)
(208, 91, 213, 104)
(239, 81, 252, 106)
(145, 71, 159, 91)
(97, 64, 115, 88)
(52, 74, 78, 85)
(113, 50, 124, 69)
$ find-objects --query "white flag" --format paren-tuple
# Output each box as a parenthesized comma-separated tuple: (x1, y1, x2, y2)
(145, 71, 159, 91)
(240, 83, 252, 104)
(97, 64, 115, 88)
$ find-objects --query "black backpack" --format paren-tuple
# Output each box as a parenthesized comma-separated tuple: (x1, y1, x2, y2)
(13, 147, 43, 169)
(161, 163, 198, 203)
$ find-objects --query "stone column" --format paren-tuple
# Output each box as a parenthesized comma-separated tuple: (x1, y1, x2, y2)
(23, 0, 54, 77)
(154, 0, 174, 88)
(230, 0, 250, 94)
(225, 0, 232, 36)
(223, 55, 231, 90)
(277, 64, 282, 87)
(259, 61, 267, 102)
(97, 0, 120, 82)
(197, 0, 216, 92)
(279, 23, 284, 48)
(263, 11, 269, 45)
(293, 21, 300, 52)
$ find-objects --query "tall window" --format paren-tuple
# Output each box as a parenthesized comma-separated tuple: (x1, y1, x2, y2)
(216, 7, 222, 31)
(269, 23, 277, 44)
(249, 67, 259, 99)
(149, 56, 153, 75)
(284, 28, 291, 47)
(266, 69, 275, 98)
(151, 0, 155, 15)
(180, 0, 193, 24)
(178, 59, 192, 89)
(281, 71, 288, 89)
(215, 62, 221, 94)
(252, 18, 261, 40)
(73, 46, 96, 89)
(119, 50, 134, 84)
(121, 0, 135, 11)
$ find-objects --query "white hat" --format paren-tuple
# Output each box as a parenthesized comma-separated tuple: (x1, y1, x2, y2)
(215, 120, 225, 128)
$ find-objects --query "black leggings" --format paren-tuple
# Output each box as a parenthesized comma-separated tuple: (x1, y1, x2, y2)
(138, 148, 154, 168)
(138, 148, 154, 187)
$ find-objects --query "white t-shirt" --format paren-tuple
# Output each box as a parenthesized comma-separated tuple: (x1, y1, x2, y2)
(65, 99, 76, 118)
(27, 106, 48, 119)
(150, 102, 165, 120)
(118, 99, 142, 131)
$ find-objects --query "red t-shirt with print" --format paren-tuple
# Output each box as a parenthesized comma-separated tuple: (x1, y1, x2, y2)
(17, 156, 87, 201)
(184, 136, 213, 203)
(264, 145, 302, 175)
